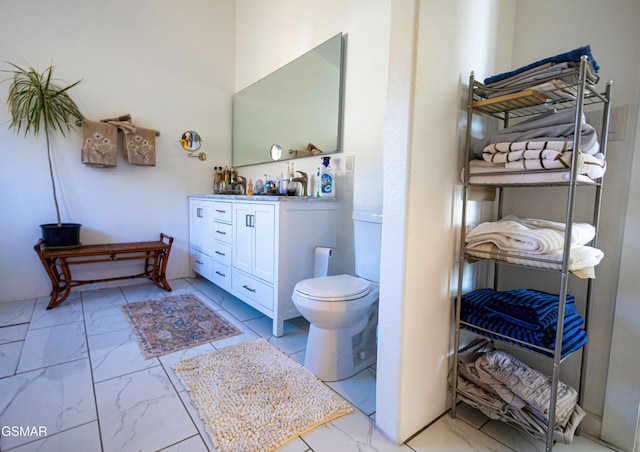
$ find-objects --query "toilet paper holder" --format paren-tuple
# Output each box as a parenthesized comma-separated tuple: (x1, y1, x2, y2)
(314, 246, 334, 277)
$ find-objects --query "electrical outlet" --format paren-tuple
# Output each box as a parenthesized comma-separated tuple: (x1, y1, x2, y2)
(345, 155, 355, 174)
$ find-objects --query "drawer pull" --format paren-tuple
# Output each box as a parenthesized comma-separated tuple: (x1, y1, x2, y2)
(215, 209, 226, 213)
(215, 271, 226, 277)
(242, 284, 256, 293)
(216, 230, 227, 235)
(215, 251, 226, 256)
(195, 259, 203, 265)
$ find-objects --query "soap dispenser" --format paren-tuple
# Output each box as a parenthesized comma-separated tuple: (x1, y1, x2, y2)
(319, 156, 335, 197)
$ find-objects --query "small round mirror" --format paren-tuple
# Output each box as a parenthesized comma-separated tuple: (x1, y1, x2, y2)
(181, 131, 202, 152)
(270, 143, 282, 161)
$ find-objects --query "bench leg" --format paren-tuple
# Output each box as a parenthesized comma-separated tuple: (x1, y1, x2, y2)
(45, 257, 73, 309)
(150, 250, 172, 292)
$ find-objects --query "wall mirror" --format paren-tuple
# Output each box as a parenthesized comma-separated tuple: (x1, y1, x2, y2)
(181, 130, 206, 160)
(232, 33, 344, 167)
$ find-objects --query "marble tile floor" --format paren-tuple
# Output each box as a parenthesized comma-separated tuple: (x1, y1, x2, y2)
(0, 278, 618, 452)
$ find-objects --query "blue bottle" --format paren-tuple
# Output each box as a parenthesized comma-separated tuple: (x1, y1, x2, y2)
(319, 157, 335, 197)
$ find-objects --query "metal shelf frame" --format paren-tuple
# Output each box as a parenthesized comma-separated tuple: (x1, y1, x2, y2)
(451, 57, 612, 451)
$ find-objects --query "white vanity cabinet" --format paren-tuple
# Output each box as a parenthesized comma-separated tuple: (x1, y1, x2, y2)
(189, 195, 337, 337)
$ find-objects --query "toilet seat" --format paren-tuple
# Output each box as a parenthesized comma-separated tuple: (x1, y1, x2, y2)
(294, 274, 370, 302)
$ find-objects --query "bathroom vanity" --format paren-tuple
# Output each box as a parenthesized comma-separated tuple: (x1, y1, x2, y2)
(189, 194, 337, 336)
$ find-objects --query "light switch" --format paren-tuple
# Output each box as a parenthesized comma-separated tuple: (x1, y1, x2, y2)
(346, 155, 355, 174)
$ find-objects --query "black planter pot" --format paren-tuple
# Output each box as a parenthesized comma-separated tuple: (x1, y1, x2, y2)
(40, 223, 82, 248)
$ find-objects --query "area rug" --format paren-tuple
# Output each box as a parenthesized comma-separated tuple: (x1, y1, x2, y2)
(173, 338, 353, 452)
(119, 293, 241, 359)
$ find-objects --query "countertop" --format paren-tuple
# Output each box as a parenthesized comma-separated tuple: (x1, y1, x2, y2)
(189, 193, 336, 202)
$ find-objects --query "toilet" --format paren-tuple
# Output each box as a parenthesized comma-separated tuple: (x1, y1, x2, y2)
(292, 211, 382, 381)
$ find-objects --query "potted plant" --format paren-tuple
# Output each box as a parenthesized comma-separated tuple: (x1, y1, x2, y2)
(2, 62, 84, 247)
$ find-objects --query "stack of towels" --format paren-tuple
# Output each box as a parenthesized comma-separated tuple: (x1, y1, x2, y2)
(465, 215, 604, 279)
(470, 107, 606, 182)
(460, 288, 587, 357)
(453, 339, 585, 444)
(478, 45, 600, 100)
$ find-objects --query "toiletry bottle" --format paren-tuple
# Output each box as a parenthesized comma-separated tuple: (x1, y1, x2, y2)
(247, 179, 253, 196)
(316, 167, 321, 197)
(319, 156, 335, 197)
(223, 166, 230, 190)
(287, 162, 294, 182)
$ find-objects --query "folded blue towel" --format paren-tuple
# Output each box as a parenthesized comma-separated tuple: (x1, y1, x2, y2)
(484, 45, 599, 85)
(486, 288, 576, 331)
(460, 288, 587, 357)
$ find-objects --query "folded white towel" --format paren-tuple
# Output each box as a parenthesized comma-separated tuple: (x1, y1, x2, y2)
(466, 215, 595, 254)
(464, 160, 597, 185)
(465, 243, 603, 278)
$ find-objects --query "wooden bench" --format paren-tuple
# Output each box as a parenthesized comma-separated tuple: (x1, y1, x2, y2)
(34, 233, 173, 309)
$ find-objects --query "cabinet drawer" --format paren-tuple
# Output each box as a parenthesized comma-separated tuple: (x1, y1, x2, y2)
(212, 241, 232, 266)
(212, 263, 231, 291)
(213, 201, 232, 223)
(213, 221, 232, 244)
(232, 270, 273, 311)
(191, 249, 212, 279)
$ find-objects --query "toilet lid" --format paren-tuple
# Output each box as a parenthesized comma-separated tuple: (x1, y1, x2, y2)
(295, 274, 370, 301)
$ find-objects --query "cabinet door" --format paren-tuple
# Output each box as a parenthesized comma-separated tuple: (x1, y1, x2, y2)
(232, 202, 275, 283)
(252, 203, 275, 283)
(203, 202, 216, 256)
(189, 200, 207, 251)
(233, 203, 253, 274)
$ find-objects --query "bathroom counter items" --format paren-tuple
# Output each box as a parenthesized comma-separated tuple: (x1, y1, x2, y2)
(35, 233, 173, 309)
(188, 196, 337, 336)
(190, 194, 336, 202)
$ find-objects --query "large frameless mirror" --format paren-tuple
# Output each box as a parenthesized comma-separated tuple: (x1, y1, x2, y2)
(232, 33, 344, 167)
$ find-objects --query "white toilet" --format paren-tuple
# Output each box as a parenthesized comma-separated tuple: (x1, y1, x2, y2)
(292, 211, 382, 381)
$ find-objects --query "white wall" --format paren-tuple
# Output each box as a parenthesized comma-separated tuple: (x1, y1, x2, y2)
(602, 93, 640, 450)
(377, 0, 516, 442)
(234, 0, 390, 275)
(0, 0, 235, 301)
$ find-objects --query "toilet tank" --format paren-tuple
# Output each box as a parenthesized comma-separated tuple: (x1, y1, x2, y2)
(353, 211, 383, 283)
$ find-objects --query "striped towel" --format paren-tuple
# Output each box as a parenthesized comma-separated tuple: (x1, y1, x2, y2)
(487, 288, 576, 331)
(482, 141, 606, 180)
(460, 288, 587, 357)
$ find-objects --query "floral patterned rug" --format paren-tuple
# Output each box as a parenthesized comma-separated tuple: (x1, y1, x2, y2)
(119, 293, 241, 359)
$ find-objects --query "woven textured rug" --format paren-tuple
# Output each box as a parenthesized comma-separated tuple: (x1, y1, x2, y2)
(173, 338, 353, 452)
(119, 293, 241, 359)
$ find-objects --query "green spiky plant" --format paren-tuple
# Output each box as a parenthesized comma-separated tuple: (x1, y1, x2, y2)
(2, 62, 84, 227)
